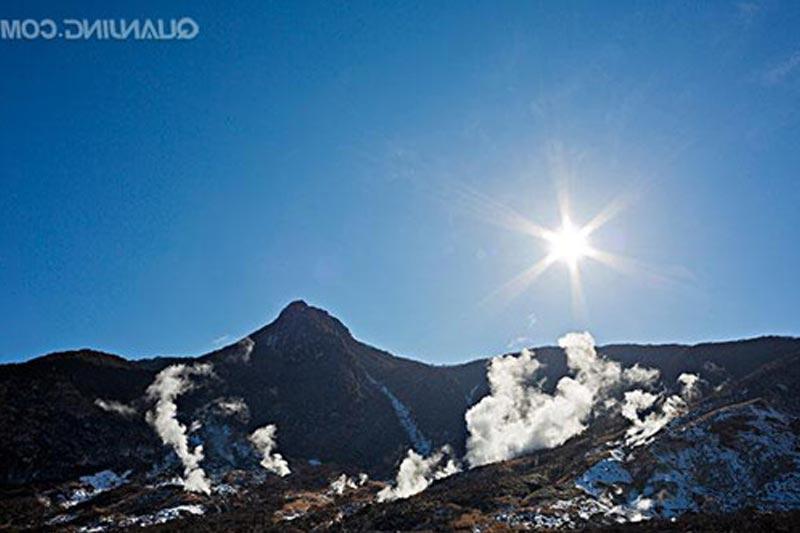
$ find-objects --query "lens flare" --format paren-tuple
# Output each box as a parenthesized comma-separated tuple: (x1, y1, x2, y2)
(476, 190, 627, 316)
(546, 220, 590, 267)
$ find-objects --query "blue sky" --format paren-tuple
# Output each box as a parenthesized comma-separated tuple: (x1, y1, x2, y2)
(1, 1, 799, 363)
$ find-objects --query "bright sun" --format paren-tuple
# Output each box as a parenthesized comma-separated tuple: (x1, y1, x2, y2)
(546, 221, 590, 267)
(476, 184, 634, 316)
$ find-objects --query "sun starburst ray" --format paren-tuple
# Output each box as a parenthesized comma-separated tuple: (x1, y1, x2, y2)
(481, 254, 558, 309)
(462, 177, 656, 317)
(447, 181, 553, 240)
(585, 248, 692, 289)
(581, 194, 630, 237)
(568, 261, 587, 321)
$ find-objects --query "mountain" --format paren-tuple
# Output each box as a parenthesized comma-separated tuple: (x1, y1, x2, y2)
(194, 300, 487, 475)
(1, 300, 799, 530)
(0, 300, 487, 485)
(0, 350, 160, 485)
(338, 353, 800, 531)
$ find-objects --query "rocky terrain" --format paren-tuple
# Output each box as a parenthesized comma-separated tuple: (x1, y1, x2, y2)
(1, 301, 799, 531)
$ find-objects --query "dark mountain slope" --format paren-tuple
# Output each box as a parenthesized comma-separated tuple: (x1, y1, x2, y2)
(0, 351, 158, 484)
(198, 301, 486, 473)
(602, 336, 800, 385)
(0, 300, 797, 488)
(337, 349, 800, 531)
(0, 301, 489, 484)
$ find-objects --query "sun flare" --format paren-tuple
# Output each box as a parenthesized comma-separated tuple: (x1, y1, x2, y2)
(479, 190, 632, 317)
(546, 221, 590, 267)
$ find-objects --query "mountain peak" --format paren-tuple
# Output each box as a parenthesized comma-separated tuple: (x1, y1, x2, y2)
(265, 300, 352, 340)
(281, 299, 312, 314)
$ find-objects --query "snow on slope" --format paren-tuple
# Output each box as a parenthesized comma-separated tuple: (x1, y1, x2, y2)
(575, 457, 632, 499)
(569, 400, 800, 525)
(62, 470, 130, 509)
(364, 372, 432, 455)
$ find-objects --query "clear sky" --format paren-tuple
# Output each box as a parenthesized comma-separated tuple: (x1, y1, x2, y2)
(1, 1, 799, 363)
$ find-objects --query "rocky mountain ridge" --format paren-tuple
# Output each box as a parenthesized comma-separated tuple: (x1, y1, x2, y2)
(1, 301, 799, 530)
(2, 301, 798, 487)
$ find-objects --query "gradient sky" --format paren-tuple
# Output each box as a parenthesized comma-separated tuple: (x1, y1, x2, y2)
(1, 1, 799, 363)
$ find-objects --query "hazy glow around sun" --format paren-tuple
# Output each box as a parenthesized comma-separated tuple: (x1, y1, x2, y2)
(474, 181, 638, 316)
(546, 220, 590, 267)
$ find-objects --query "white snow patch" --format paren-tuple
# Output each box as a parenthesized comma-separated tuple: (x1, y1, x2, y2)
(62, 470, 130, 508)
(575, 458, 632, 498)
(122, 504, 205, 527)
(365, 372, 432, 455)
(616, 402, 800, 519)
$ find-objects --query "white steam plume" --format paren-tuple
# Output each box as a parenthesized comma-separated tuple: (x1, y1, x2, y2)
(623, 373, 701, 447)
(145, 363, 214, 494)
(466, 332, 654, 467)
(234, 337, 255, 364)
(677, 372, 701, 400)
(219, 337, 255, 364)
(620, 389, 658, 422)
(623, 394, 686, 447)
(249, 424, 291, 477)
(329, 472, 369, 495)
(623, 364, 660, 385)
(215, 397, 249, 417)
(377, 445, 461, 502)
(94, 398, 136, 417)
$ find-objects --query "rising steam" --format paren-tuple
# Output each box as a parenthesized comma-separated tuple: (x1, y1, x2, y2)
(329, 472, 369, 495)
(145, 363, 214, 494)
(94, 398, 136, 417)
(677, 372, 701, 400)
(377, 445, 461, 502)
(249, 424, 291, 477)
(465, 332, 656, 467)
(622, 372, 701, 446)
